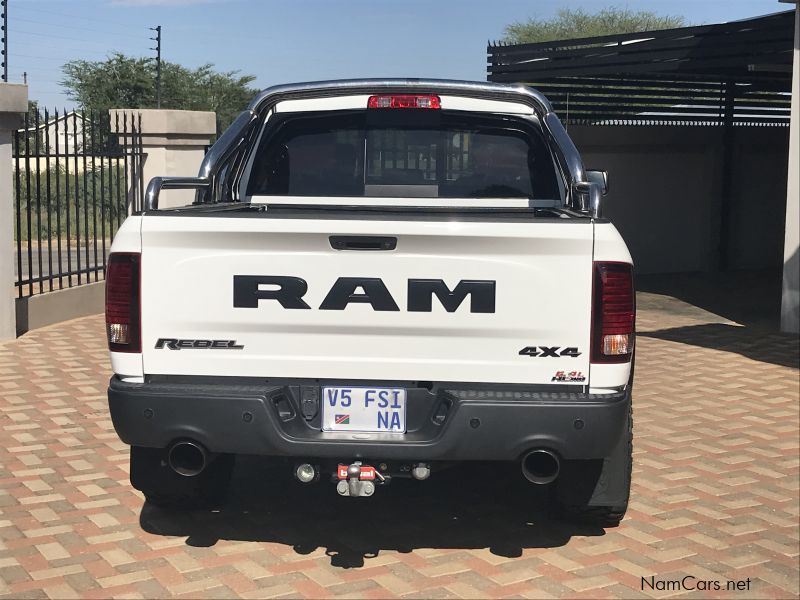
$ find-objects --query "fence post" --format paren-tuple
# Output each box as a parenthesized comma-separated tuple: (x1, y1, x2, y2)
(0, 83, 27, 341)
(109, 109, 216, 210)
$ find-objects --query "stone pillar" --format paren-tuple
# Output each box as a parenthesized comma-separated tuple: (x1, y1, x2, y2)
(109, 109, 216, 210)
(0, 84, 28, 341)
(781, 3, 799, 334)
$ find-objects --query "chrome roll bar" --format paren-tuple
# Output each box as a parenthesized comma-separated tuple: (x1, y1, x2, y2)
(148, 79, 595, 213)
(144, 176, 211, 212)
(245, 78, 554, 114)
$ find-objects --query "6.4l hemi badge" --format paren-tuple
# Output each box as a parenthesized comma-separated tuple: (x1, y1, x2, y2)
(155, 338, 244, 350)
(552, 370, 586, 383)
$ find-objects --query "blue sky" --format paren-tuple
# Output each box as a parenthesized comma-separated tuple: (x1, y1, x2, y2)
(7, 0, 786, 109)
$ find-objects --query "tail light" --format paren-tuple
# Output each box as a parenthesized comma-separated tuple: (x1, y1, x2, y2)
(591, 262, 635, 363)
(105, 253, 141, 353)
(367, 94, 441, 109)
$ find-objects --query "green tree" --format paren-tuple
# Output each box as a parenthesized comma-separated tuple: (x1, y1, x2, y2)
(502, 7, 685, 44)
(61, 53, 258, 132)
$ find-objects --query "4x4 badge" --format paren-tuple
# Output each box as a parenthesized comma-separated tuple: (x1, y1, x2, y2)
(519, 346, 581, 358)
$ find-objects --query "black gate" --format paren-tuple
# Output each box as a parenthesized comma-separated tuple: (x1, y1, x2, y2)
(13, 109, 145, 298)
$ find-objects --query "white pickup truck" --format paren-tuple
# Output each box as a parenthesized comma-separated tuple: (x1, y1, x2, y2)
(105, 79, 635, 525)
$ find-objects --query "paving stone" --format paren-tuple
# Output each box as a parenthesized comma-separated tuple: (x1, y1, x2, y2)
(0, 299, 797, 599)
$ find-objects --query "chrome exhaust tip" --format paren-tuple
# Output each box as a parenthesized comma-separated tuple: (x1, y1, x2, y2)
(521, 449, 560, 485)
(167, 440, 208, 477)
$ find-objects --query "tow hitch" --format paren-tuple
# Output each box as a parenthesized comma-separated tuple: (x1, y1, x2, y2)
(336, 462, 385, 497)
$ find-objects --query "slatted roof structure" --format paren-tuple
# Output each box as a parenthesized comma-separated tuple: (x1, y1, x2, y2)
(487, 11, 795, 126)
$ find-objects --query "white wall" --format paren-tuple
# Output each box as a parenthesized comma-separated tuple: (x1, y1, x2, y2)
(0, 84, 29, 341)
(780, 2, 799, 334)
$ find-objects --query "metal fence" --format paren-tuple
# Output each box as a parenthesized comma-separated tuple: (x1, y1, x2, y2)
(497, 78, 792, 127)
(487, 11, 794, 127)
(13, 109, 144, 298)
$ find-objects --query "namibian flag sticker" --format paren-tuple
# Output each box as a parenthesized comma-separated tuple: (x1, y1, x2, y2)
(335, 414, 350, 425)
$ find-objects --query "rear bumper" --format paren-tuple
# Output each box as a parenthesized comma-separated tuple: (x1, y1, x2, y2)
(107, 376, 630, 461)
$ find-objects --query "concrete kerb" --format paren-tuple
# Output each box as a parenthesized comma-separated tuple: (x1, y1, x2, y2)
(15, 281, 106, 337)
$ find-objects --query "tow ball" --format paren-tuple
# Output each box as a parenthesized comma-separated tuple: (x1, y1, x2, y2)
(336, 462, 384, 497)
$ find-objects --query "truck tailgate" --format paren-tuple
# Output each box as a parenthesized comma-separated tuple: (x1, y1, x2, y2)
(140, 216, 593, 385)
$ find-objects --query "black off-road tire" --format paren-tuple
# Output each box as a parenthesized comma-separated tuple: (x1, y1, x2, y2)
(555, 395, 633, 527)
(130, 446, 235, 509)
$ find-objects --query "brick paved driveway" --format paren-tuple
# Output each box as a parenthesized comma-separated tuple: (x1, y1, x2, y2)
(1, 292, 798, 599)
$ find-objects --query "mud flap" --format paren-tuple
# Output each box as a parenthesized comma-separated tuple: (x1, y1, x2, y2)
(555, 386, 633, 519)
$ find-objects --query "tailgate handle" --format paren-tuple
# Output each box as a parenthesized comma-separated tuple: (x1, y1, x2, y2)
(330, 236, 397, 251)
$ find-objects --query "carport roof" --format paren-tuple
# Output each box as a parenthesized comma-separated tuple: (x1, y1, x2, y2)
(487, 10, 795, 126)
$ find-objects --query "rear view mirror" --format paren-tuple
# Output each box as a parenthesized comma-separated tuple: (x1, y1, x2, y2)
(585, 169, 609, 196)
(572, 181, 604, 219)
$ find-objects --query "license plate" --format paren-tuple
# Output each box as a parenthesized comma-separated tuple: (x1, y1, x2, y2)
(321, 387, 406, 433)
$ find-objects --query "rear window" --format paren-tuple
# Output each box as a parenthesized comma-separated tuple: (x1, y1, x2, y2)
(246, 110, 561, 201)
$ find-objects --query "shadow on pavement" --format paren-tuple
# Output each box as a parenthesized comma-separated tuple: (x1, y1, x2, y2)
(639, 322, 799, 369)
(636, 269, 782, 330)
(139, 461, 605, 568)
